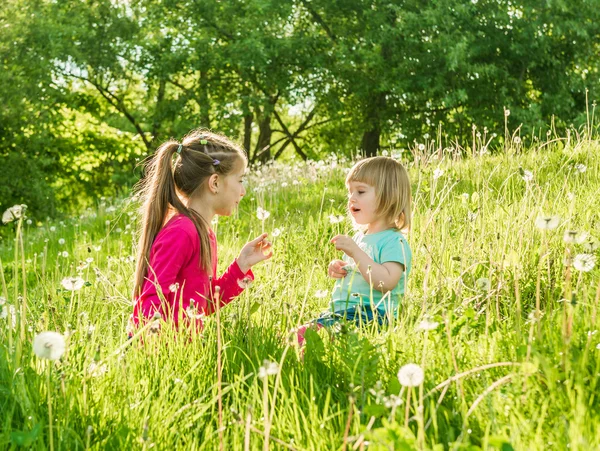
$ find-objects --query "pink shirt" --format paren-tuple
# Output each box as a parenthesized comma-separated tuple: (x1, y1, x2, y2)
(132, 214, 253, 328)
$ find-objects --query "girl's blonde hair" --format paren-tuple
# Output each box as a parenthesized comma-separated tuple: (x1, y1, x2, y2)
(346, 156, 412, 231)
(133, 129, 247, 297)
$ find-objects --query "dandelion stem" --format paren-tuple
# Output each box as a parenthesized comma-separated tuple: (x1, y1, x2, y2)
(47, 364, 54, 451)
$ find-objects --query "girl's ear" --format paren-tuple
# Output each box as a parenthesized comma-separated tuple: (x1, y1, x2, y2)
(207, 173, 220, 194)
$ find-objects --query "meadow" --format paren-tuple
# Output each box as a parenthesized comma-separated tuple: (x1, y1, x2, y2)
(1, 132, 599, 450)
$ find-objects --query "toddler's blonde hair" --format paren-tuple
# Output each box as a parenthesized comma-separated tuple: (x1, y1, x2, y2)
(346, 156, 411, 231)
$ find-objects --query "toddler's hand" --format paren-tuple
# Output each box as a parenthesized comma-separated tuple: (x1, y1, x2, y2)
(328, 259, 348, 279)
(237, 233, 272, 273)
(331, 234, 359, 258)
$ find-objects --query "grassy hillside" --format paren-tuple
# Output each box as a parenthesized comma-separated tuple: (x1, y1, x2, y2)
(1, 137, 599, 450)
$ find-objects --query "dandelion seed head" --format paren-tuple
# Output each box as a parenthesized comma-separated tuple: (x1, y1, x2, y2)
(315, 289, 329, 298)
(433, 168, 444, 179)
(2, 204, 26, 224)
(256, 207, 271, 221)
(61, 276, 85, 291)
(32, 331, 66, 361)
(417, 319, 439, 331)
(535, 215, 560, 230)
(476, 277, 491, 292)
(397, 363, 424, 387)
(573, 254, 596, 272)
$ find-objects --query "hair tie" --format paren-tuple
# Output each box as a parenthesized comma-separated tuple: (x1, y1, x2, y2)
(176, 144, 183, 154)
(213, 159, 220, 166)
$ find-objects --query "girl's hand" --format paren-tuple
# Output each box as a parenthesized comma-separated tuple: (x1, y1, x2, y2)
(237, 233, 272, 273)
(328, 259, 348, 279)
(331, 235, 360, 258)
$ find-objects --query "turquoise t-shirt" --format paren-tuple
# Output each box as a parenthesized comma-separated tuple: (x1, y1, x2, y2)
(330, 228, 412, 316)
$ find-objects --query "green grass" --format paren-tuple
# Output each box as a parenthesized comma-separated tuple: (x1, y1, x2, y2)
(1, 137, 599, 450)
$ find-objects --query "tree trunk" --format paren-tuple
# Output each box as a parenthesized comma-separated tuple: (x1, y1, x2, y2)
(243, 112, 253, 155)
(199, 70, 210, 127)
(361, 127, 380, 157)
(255, 112, 272, 162)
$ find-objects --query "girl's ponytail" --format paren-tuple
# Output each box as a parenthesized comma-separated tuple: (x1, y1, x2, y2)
(133, 129, 247, 298)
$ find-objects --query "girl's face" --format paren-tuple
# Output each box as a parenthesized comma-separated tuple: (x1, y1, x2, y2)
(347, 181, 378, 225)
(215, 159, 247, 216)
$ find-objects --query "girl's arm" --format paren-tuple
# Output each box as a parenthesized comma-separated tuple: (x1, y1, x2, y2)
(331, 235, 404, 292)
(350, 249, 404, 292)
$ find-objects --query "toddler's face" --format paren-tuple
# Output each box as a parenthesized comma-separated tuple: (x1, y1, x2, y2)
(347, 181, 378, 225)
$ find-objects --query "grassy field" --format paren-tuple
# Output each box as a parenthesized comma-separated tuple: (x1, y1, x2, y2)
(1, 135, 599, 450)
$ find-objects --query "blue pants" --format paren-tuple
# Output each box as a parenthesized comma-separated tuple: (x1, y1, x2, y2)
(314, 305, 389, 328)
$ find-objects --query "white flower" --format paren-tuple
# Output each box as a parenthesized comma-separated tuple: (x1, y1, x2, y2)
(58, 238, 65, 245)
(237, 277, 253, 289)
(418, 143, 425, 151)
(2, 204, 26, 224)
(257, 207, 270, 221)
(476, 277, 491, 292)
(49, 226, 56, 232)
(535, 215, 560, 230)
(32, 331, 66, 361)
(397, 363, 424, 387)
(61, 276, 85, 291)
(433, 168, 444, 180)
(61, 251, 69, 258)
(87, 362, 108, 377)
(573, 254, 596, 272)
(563, 230, 588, 244)
(574, 163, 587, 173)
(417, 319, 439, 331)
(583, 236, 600, 253)
(315, 289, 329, 298)
(329, 214, 345, 224)
(272, 228, 282, 237)
(186, 300, 205, 320)
(520, 169, 533, 182)
(26, 219, 32, 225)
(258, 360, 279, 378)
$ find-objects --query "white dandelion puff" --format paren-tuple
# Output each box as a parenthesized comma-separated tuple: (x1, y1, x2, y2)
(257, 207, 271, 221)
(49, 226, 56, 232)
(583, 236, 600, 253)
(169, 283, 180, 293)
(418, 143, 425, 151)
(433, 168, 444, 180)
(417, 319, 439, 331)
(513, 136, 521, 145)
(573, 254, 596, 272)
(272, 228, 282, 237)
(504, 109, 510, 117)
(58, 238, 65, 245)
(563, 230, 588, 244)
(61, 251, 69, 258)
(397, 363, 424, 387)
(520, 169, 533, 182)
(32, 331, 66, 361)
(535, 215, 560, 230)
(87, 362, 108, 377)
(574, 163, 587, 173)
(329, 214, 345, 224)
(315, 289, 329, 299)
(2, 204, 26, 224)
(258, 360, 279, 379)
(237, 277, 253, 289)
(476, 277, 491, 292)
(61, 276, 85, 291)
